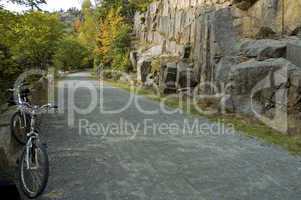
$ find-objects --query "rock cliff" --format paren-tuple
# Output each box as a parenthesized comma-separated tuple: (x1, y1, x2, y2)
(131, 0, 301, 134)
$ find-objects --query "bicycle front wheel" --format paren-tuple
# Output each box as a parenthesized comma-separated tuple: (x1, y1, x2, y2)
(10, 111, 30, 145)
(18, 143, 49, 199)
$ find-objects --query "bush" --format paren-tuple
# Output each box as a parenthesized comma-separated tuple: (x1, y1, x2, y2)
(101, 70, 122, 81)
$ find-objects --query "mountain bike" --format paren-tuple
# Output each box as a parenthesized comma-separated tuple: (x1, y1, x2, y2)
(18, 102, 57, 199)
(8, 83, 32, 145)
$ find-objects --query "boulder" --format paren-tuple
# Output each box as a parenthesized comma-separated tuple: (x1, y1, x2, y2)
(176, 61, 196, 89)
(228, 58, 293, 95)
(240, 39, 287, 61)
(215, 56, 242, 83)
(142, 45, 163, 58)
(227, 58, 301, 133)
(286, 42, 301, 68)
(135, 44, 165, 83)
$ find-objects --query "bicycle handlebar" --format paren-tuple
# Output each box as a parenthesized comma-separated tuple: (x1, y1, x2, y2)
(40, 104, 58, 110)
(20, 103, 58, 115)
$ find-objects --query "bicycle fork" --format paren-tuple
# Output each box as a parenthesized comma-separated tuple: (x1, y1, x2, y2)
(21, 111, 27, 129)
(25, 134, 39, 170)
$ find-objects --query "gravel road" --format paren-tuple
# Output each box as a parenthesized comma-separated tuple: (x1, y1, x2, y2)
(36, 72, 301, 200)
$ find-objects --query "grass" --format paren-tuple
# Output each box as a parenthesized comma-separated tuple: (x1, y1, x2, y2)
(105, 80, 301, 155)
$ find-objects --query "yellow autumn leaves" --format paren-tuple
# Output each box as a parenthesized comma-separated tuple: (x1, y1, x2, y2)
(96, 7, 132, 70)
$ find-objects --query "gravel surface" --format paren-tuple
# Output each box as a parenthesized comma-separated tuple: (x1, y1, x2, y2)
(35, 72, 301, 200)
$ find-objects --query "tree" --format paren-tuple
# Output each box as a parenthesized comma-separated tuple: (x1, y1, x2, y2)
(53, 37, 90, 71)
(78, 0, 97, 51)
(10, 12, 64, 69)
(96, 7, 131, 70)
(95, 0, 135, 20)
(0, 10, 65, 68)
(0, 9, 21, 97)
(93, 0, 156, 71)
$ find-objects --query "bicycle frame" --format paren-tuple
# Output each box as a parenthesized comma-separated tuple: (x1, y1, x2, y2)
(18, 107, 29, 129)
(25, 112, 40, 170)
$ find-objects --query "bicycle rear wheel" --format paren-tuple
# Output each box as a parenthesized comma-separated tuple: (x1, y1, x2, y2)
(18, 143, 49, 199)
(10, 111, 30, 145)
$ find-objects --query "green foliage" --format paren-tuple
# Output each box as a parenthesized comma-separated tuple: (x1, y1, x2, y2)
(11, 12, 64, 69)
(93, 0, 155, 71)
(0, 9, 64, 103)
(51, 1, 95, 72)
(129, 0, 154, 12)
(78, 0, 97, 50)
(0, 0, 156, 104)
(82, 0, 92, 11)
(0, 10, 64, 69)
(53, 37, 90, 71)
(0, 9, 20, 100)
(111, 24, 132, 70)
(95, 0, 135, 20)
(96, 7, 132, 71)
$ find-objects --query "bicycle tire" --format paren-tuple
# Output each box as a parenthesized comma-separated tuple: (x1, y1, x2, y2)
(18, 143, 49, 199)
(10, 111, 30, 145)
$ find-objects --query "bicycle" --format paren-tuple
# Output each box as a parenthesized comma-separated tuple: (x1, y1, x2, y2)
(17, 102, 57, 199)
(8, 82, 32, 145)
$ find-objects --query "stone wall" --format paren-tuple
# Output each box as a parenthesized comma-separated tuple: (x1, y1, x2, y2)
(132, 0, 301, 134)
(135, 0, 301, 43)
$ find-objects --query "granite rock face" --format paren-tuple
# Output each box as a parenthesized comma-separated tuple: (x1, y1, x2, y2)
(240, 39, 287, 61)
(132, 0, 301, 134)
